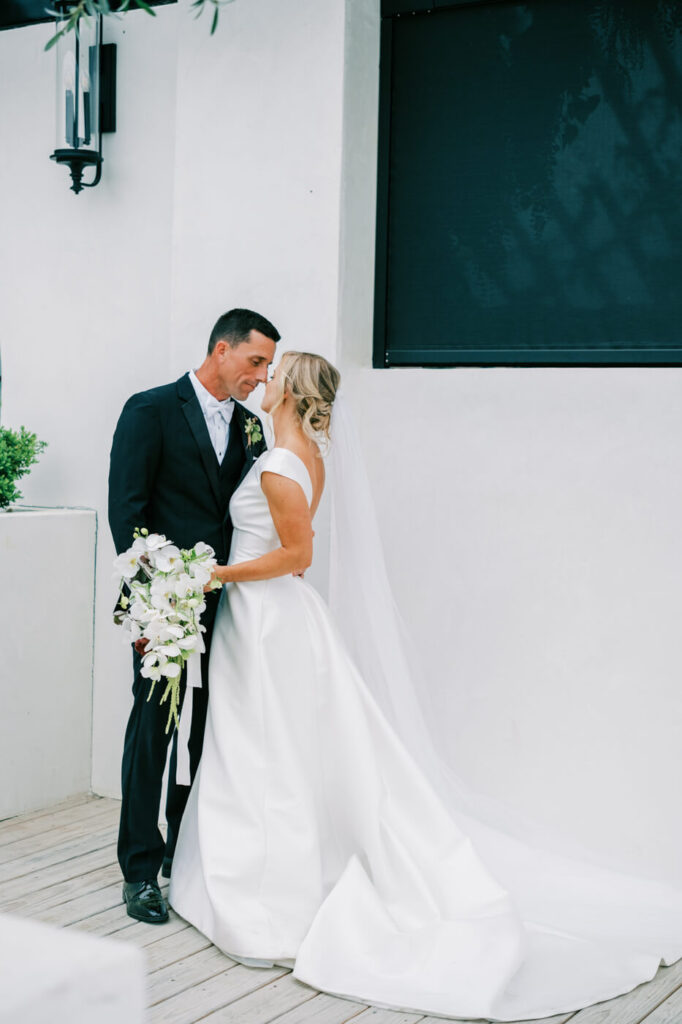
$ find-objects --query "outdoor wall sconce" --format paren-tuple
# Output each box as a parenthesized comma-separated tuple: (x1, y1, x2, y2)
(50, 2, 117, 195)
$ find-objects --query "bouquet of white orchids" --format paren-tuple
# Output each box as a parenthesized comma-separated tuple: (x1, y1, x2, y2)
(114, 528, 222, 731)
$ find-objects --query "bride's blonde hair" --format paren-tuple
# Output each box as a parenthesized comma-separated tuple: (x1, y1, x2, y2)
(271, 351, 341, 445)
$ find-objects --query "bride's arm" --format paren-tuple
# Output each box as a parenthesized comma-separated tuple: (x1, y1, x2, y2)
(213, 473, 313, 583)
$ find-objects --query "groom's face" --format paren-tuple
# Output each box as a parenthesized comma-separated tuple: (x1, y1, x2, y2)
(216, 331, 277, 400)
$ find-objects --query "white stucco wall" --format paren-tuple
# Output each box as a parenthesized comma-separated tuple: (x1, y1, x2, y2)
(1, 0, 679, 888)
(340, 0, 682, 885)
(0, 6, 179, 800)
(0, 0, 345, 801)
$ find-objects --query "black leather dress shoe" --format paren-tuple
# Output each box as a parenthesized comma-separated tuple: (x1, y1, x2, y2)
(122, 879, 169, 924)
(161, 857, 173, 879)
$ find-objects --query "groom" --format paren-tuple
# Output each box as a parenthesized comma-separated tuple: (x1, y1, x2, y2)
(108, 307, 279, 924)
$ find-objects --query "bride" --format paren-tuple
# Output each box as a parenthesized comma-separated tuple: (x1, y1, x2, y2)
(169, 351, 682, 1021)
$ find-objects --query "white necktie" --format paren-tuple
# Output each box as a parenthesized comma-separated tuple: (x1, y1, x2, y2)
(205, 397, 234, 462)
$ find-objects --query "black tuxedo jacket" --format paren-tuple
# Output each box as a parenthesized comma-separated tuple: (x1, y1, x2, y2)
(108, 372, 267, 563)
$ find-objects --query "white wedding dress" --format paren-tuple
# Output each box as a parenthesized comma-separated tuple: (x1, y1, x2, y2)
(169, 446, 682, 1021)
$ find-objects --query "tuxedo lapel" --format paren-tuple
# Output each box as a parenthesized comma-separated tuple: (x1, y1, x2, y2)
(233, 401, 258, 487)
(177, 374, 222, 507)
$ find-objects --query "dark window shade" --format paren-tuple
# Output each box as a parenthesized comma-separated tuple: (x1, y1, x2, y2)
(374, 0, 682, 367)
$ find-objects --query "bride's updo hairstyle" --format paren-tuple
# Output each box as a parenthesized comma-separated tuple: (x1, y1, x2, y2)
(272, 351, 341, 445)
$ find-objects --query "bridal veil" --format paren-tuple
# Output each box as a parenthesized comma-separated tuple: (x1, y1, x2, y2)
(326, 393, 682, 985)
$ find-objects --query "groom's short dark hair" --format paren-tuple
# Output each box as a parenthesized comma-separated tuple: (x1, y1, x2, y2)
(208, 308, 281, 353)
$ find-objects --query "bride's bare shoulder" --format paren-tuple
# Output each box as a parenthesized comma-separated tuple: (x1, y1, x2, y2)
(279, 442, 325, 508)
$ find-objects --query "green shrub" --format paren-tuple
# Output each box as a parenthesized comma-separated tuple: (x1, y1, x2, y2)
(0, 427, 48, 510)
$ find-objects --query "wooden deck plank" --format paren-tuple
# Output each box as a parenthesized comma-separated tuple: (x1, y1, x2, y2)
(268, 992, 368, 1024)
(566, 960, 682, 1024)
(0, 861, 122, 915)
(148, 963, 291, 1024)
(420, 1017, 488, 1024)
(487, 1015, 574, 1024)
(148, 945, 236, 1004)
(638, 980, 682, 1023)
(35, 879, 169, 928)
(115, 910, 190, 949)
(0, 797, 118, 848)
(336, 1009, 424, 1024)
(144, 924, 213, 972)
(0, 844, 117, 902)
(0, 825, 118, 879)
(66, 900, 139, 938)
(66, 901, 184, 943)
(456, 1013, 575, 1024)
(0, 809, 118, 864)
(31, 879, 125, 925)
(0, 792, 95, 827)
(198, 971, 319, 1024)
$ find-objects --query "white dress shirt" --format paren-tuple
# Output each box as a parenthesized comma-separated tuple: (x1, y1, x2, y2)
(188, 370, 235, 463)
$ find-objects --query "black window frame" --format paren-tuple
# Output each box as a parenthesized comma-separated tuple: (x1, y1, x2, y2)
(373, 0, 682, 368)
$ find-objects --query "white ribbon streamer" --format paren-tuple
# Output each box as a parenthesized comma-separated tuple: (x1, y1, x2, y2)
(175, 632, 205, 786)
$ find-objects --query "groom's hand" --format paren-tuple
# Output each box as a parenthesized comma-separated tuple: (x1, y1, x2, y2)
(134, 638, 149, 655)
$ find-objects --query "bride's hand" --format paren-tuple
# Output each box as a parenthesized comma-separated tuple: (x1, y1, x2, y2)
(204, 566, 226, 592)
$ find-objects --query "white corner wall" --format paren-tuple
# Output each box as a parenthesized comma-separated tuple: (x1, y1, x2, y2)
(339, 0, 682, 885)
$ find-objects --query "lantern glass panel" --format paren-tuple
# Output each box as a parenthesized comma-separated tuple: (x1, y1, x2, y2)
(55, 13, 100, 155)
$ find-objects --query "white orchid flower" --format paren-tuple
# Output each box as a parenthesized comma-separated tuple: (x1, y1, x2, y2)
(177, 635, 198, 651)
(143, 620, 161, 641)
(129, 599, 150, 621)
(114, 550, 140, 579)
(144, 533, 170, 551)
(161, 661, 182, 679)
(188, 563, 212, 586)
(159, 642, 182, 658)
(146, 644, 168, 662)
(173, 573, 195, 598)
(193, 542, 215, 559)
(147, 611, 174, 637)
(140, 663, 162, 681)
(150, 545, 182, 572)
(121, 618, 142, 642)
(159, 624, 185, 641)
(150, 577, 172, 596)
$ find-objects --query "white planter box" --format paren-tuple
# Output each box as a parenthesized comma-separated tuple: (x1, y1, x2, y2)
(0, 507, 96, 818)
(0, 912, 144, 1024)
